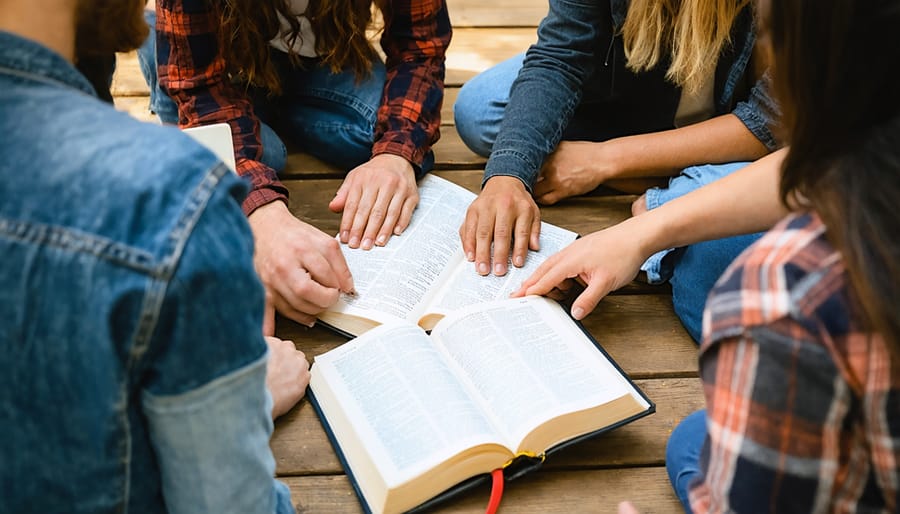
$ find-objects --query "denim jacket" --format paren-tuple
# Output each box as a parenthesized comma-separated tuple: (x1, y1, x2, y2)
(0, 32, 293, 514)
(484, 0, 780, 189)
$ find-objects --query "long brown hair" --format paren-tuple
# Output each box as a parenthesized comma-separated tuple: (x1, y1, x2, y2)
(622, 0, 750, 94)
(210, 0, 384, 94)
(768, 0, 900, 347)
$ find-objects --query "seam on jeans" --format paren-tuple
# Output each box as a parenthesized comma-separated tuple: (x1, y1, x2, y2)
(0, 65, 96, 98)
(119, 162, 232, 512)
(0, 219, 158, 274)
(645, 188, 662, 211)
(142, 352, 268, 414)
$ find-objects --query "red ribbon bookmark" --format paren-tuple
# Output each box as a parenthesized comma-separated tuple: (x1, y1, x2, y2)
(485, 468, 504, 514)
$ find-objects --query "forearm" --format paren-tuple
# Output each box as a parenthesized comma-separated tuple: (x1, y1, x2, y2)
(374, 0, 451, 169)
(604, 114, 770, 180)
(629, 149, 787, 258)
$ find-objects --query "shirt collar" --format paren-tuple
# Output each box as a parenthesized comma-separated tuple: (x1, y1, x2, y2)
(0, 31, 97, 98)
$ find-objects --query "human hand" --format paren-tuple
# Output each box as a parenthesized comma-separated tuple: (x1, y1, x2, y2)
(329, 153, 419, 250)
(512, 219, 647, 319)
(460, 176, 541, 277)
(534, 141, 613, 205)
(264, 336, 311, 419)
(248, 201, 354, 334)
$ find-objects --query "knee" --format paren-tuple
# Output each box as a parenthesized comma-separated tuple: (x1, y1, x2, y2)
(453, 81, 495, 157)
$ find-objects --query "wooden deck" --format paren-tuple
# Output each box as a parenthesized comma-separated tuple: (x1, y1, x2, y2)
(113, 1, 703, 512)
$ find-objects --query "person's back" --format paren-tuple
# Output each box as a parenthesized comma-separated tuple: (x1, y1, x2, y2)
(0, 25, 292, 514)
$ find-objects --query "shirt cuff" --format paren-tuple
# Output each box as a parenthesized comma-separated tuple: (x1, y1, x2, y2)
(236, 158, 289, 217)
(483, 150, 540, 192)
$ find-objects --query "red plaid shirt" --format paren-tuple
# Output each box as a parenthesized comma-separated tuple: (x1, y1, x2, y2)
(156, 0, 451, 215)
(691, 212, 900, 513)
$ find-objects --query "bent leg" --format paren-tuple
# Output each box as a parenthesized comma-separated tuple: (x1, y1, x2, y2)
(276, 56, 387, 171)
(453, 53, 525, 157)
(639, 162, 763, 343)
(666, 410, 707, 514)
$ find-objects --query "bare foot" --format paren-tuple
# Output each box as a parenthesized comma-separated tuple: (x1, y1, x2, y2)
(631, 194, 648, 217)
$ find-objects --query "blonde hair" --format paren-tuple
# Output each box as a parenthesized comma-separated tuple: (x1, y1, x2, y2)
(622, 0, 750, 93)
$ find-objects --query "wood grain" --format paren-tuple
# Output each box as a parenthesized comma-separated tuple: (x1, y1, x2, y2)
(280, 467, 683, 514)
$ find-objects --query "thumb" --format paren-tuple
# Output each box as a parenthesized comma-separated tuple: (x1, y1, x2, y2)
(328, 180, 349, 213)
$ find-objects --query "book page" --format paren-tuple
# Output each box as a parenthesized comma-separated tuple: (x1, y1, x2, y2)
(425, 222, 577, 318)
(431, 297, 632, 447)
(326, 175, 473, 326)
(312, 323, 504, 486)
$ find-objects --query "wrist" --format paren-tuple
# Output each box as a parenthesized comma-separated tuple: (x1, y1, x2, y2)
(369, 153, 415, 176)
(624, 209, 673, 263)
(593, 139, 628, 182)
(247, 200, 290, 232)
(484, 174, 530, 193)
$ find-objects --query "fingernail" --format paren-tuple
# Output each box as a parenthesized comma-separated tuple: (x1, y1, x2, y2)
(394, 227, 404, 235)
(494, 263, 505, 275)
(343, 288, 358, 297)
(572, 307, 584, 319)
(362, 238, 373, 250)
(478, 262, 490, 275)
(466, 252, 474, 261)
(340, 231, 349, 242)
(514, 255, 524, 267)
(376, 235, 386, 246)
(305, 321, 316, 328)
(349, 236, 360, 248)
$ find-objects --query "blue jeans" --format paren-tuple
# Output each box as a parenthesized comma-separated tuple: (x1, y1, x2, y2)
(666, 410, 707, 513)
(641, 162, 764, 343)
(138, 10, 391, 173)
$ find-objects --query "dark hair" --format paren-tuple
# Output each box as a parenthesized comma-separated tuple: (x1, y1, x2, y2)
(211, 0, 384, 94)
(769, 0, 900, 346)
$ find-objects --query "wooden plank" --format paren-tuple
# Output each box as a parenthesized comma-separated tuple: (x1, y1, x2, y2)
(112, 51, 147, 97)
(270, 377, 702, 475)
(112, 29, 535, 96)
(584, 295, 697, 378)
(444, 28, 534, 86)
(113, 96, 157, 124)
(448, 0, 547, 27)
(280, 467, 682, 513)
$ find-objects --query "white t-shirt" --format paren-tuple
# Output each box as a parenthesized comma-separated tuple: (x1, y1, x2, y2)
(674, 69, 715, 128)
(269, 0, 318, 57)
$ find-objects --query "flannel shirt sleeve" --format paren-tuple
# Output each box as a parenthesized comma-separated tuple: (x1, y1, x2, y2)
(374, 0, 452, 171)
(690, 323, 845, 514)
(688, 214, 861, 513)
(156, 0, 288, 216)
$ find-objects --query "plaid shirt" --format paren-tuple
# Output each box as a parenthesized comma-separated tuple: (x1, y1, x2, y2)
(156, 0, 451, 215)
(691, 212, 900, 513)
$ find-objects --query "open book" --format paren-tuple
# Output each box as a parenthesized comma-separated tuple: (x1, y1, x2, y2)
(310, 296, 653, 514)
(318, 175, 578, 336)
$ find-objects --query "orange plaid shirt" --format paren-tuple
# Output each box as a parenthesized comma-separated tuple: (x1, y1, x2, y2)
(156, 0, 451, 215)
(691, 212, 900, 513)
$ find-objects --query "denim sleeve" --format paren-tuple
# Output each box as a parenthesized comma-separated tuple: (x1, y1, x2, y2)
(143, 354, 294, 514)
(141, 171, 293, 513)
(732, 73, 781, 151)
(483, 0, 608, 190)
